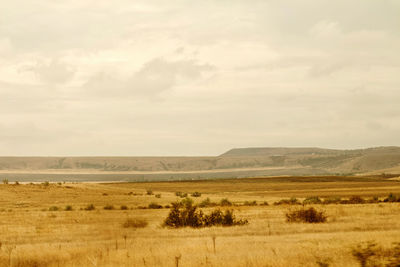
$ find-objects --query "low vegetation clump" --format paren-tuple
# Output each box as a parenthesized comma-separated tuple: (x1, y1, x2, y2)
(383, 193, 400, 202)
(303, 196, 322, 205)
(148, 202, 163, 209)
(274, 197, 301, 205)
(323, 197, 342, 204)
(64, 205, 73, 211)
(163, 198, 248, 228)
(286, 207, 327, 223)
(103, 204, 114, 210)
(84, 204, 95, 211)
(191, 192, 202, 197)
(122, 218, 148, 228)
(219, 198, 233, 206)
(175, 192, 188, 198)
(351, 241, 400, 267)
(120, 205, 128, 210)
(146, 189, 153, 195)
(243, 200, 258, 206)
(198, 198, 217, 208)
(346, 195, 366, 204)
(155, 194, 161, 198)
(49, 206, 59, 211)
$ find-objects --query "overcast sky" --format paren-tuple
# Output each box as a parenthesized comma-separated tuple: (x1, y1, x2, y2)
(1, 0, 399, 156)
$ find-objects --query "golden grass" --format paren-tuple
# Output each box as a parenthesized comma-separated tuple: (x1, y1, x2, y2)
(1, 178, 400, 266)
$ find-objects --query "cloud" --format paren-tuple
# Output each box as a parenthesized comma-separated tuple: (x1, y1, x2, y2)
(24, 59, 76, 84)
(84, 58, 214, 98)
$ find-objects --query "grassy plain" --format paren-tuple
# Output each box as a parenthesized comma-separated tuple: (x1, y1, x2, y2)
(1, 176, 400, 266)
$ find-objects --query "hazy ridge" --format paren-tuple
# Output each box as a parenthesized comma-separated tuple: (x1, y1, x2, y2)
(0, 146, 400, 182)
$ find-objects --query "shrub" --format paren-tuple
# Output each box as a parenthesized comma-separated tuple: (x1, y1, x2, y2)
(323, 197, 341, 204)
(120, 205, 128, 210)
(198, 198, 217, 208)
(203, 209, 248, 227)
(303, 196, 322, 205)
(42, 181, 50, 187)
(163, 198, 248, 228)
(155, 194, 161, 198)
(104, 204, 114, 210)
(219, 198, 232, 206)
(346, 196, 365, 204)
(351, 241, 400, 267)
(243, 200, 258, 206)
(260, 201, 269, 206)
(286, 207, 327, 223)
(49, 206, 59, 211)
(146, 189, 153, 195)
(274, 197, 300, 205)
(383, 193, 400, 203)
(175, 192, 188, 198)
(14, 181, 20, 185)
(123, 218, 148, 228)
(191, 192, 202, 197)
(65, 205, 73, 211)
(148, 202, 163, 209)
(84, 204, 95, 211)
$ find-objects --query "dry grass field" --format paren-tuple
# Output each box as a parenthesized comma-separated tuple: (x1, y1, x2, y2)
(1, 176, 400, 266)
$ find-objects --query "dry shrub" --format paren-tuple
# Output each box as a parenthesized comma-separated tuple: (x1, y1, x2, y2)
(286, 207, 327, 223)
(163, 198, 248, 228)
(191, 192, 202, 197)
(84, 204, 95, 211)
(274, 197, 300, 205)
(123, 218, 148, 228)
(303, 196, 322, 205)
(103, 204, 114, 210)
(148, 202, 163, 209)
(198, 198, 217, 208)
(351, 241, 400, 267)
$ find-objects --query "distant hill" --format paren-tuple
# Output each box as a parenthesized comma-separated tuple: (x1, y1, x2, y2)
(0, 146, 400, 182)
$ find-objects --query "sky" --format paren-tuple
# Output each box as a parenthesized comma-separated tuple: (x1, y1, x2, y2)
(0, 0, 399, 156)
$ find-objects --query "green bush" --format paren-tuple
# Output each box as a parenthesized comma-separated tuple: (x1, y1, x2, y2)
(191, 192, 202, 197)
(286, 207, 327, 223)
(155, 194, 161, 198)
(49, 206, 59, 211)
